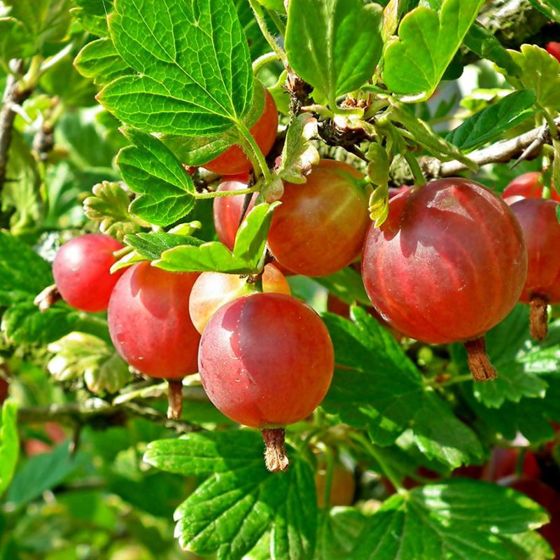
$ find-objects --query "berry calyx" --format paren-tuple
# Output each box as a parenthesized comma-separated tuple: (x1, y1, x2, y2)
(198, 293, 334, 471)
(108, 263, 200, 418)
(53, 234, 124, 312)
(204, 90, 278, 176)
(189, 263, 290, 334)
(268, 159, 369, 276)
(507, 198, 560, 340)
(362, 178, 527, 381)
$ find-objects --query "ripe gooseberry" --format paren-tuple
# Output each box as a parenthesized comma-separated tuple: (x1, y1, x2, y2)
(362, 178, 527, 381)
(268, 159, 370, 276)
(189, 263, 290, 334)
(198, 293, 334, 471)
(213, 175, 257, 250)
(108, 263, 200, 418)
(507, 198, 560, 340)
(502, 172, 560, 204)
(546, 42, 560, 63)
(204, 90, 278, 176)
(53, 234, 124, 312)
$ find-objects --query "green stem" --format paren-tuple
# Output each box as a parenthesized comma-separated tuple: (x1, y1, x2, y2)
(351, 433, 405, 493)
(252, 51, 282, 74)
(404, 151, 426, 187)
(248, 0, 288, 67)
(322, 446, 335, 509)
(195, 184, 260, 200)
(424, 373, 473, 388)
(236, 120, 274, 183)
(541, 107, 559, 140)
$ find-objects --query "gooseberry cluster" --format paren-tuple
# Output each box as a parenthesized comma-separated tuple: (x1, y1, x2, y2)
(51, 86, 560, 471)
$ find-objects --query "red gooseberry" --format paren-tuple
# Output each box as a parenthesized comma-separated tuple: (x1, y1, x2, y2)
(53, 234, 124, 312)
(507, 198, 560, 340)
(108, 263, 200, 418)
(268, 160, 370, 276)
(546, 41, 560, 63)
(204, 90, 278, 176)
(198, 293, 334, 471)
(362, 178, 527, 381)
(502, 172, 560, 204)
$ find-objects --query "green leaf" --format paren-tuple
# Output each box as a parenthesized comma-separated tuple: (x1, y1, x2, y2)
(124, 232, 201, 261)
(70, 0, 112, 35)
(6, 442, 79, 508)
(83, 181, 141, 240)
(285, 0, 383, 105)
(315, 508, 368, 560)
(117, 129, 196, 227)
(464, 23, 520, 77)
(2, 302, 110, 345)
(353, 479, 549, 559)
(383, 0, 485, 101)
(235, 0, 271, 58)
(322, 308, 483, 467)
(446, 90, 536, 152)
(145, 431, 317, 559)
(0, 231, 52, 305)
(452, 306, 552, 408)
(529, 0, 560, 23)
(277, 114, 320, 184)
(99, 0, 253, 135)
(154, 202, 278, 274)
(0, 401, 19, 496)
(389, 107, 476, 169)
(160, 83, 266, 166)
(509, 45, 560, 111)
(314, 267, 370, 307)
(74, 38, 129, 86)
(0, 18, 33, 64)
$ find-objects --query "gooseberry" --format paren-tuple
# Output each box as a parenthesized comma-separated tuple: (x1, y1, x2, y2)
(53, 234, 124, 312)
(502, 172, 560, 204)
(362, 178, 527, 381)
(546, 41, 560, 63)
(108, 263, 200, 418)
(268, 160, 369, 276)
(508, 198, 560, 340)
(198, 293, 334, 471)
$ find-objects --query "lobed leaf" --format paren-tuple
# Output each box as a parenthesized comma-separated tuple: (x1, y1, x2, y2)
(383, 0, 485, 101)
(74, 38, 130, 86)
(100, 0, 253, 136)
(285, 0, 382, 105)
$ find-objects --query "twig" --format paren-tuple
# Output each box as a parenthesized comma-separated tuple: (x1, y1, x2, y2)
(0, 60, 33, 192)
(421, 117, 560, 178)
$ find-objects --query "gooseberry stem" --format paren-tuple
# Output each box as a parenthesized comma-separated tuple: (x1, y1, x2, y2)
(262, 428, 289, 472)
(248, 0, 288, 67)
(236, 120, 274, 184)
(464, 337, 497, 382)
(167, 379, 183, 420)
(195, 185, 260, 200)
(529, 295, 548, 341)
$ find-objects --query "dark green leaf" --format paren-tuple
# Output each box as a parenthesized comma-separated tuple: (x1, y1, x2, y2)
(6, 442, 79, 508)
(323, 308, 483, 466)
(446, 90, 536, 152)
(100, 0, 253, 135)
(285, 0, 382, 105)
(528, 0, 560, 23)
(314, 267, 370, 307)
(0, 401, 19, 496)
(117, 129, 196, 227)
(125, 232, 202, 261)
(315, 508, 368, 560)
(383, 0, 485, 101)
(353, 479, 549, 559)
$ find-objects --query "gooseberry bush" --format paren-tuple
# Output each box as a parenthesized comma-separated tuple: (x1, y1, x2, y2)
(2, 0, 560, 559)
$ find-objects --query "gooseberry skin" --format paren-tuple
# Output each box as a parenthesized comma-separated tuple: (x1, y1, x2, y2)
(198, 293, 334, 428)
(502, 172, 560, 203)
(268, 160, 369, 276)
(53, 234, 124, 313)
(508, 199, 560, 304)
(108, 263, 200, 379)
(204, 90, 278, 176)
(213, 175, 257, 250)
(362, 178, 527, 345)
(189, 263, 291, 334)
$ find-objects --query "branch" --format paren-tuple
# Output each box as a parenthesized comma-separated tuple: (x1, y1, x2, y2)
(421, 117, 560, 178)
(17, 399, 202, 434)
(0, 60, 33, 192)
